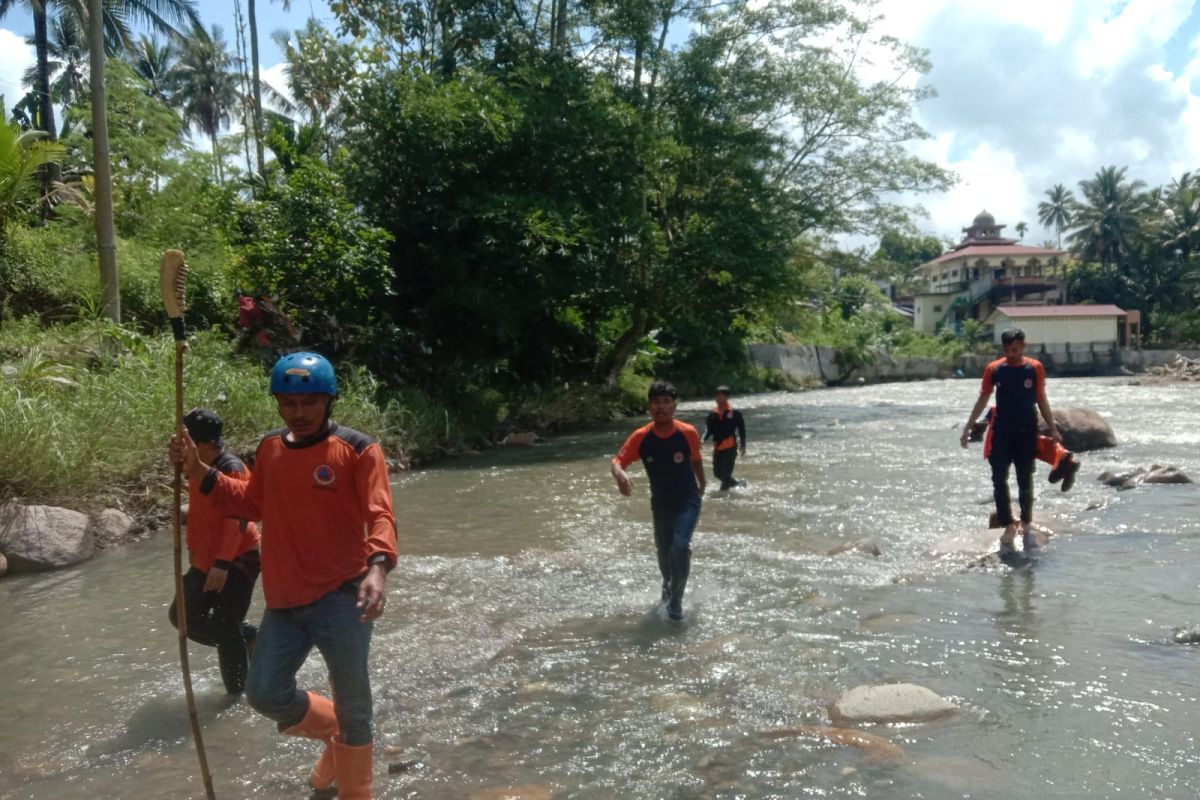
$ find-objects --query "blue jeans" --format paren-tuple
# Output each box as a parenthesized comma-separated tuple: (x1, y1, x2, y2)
(651, 496, 701, 602)
(245, 586, 374, 745)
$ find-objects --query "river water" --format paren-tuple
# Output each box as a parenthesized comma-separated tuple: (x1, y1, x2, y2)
(2, 377, 1199, 800)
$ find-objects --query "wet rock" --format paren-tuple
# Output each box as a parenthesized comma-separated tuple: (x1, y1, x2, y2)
(469, 784, 554, 800)
(1171, 625, 1200, 644)
(502, 431, 539, 446)
(90, 508, 134, 549)
(0, 504, 93, 573)
(758, 724, 905, 765)
(859, 612, 922, 632)
(1099, 465, 1192, 491)
(0, 551, 6, 577)
(1039, 408, 1117, 452)
(828, 683, 957, 725)
(828, 538, 881, 557)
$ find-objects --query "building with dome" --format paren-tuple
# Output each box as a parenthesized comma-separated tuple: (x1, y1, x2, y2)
(912, 210, 1067, 335)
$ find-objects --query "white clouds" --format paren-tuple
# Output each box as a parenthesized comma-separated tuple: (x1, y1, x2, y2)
(883, 0, 1200, 243)
(0, 28, 34, 104)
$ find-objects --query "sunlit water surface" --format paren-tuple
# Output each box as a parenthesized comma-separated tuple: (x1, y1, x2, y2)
(2, 378, 1199, 799)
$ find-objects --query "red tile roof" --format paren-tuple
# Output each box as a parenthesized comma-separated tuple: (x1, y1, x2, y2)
(994, 304, 1126, 318)
(923, 244, 1065, 266)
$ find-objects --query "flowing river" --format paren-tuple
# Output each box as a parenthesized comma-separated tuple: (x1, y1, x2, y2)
(2, 377, 1199, 799)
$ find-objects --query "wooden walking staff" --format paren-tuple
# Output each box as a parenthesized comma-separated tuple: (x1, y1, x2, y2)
(160, 249, 217, 800)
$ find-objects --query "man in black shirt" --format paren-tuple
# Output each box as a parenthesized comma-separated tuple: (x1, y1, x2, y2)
(704, 386, 747, 491)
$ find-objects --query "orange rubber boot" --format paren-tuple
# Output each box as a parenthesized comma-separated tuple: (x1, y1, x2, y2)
(279, 691, 339, 790)
(332, 740, 373, 800)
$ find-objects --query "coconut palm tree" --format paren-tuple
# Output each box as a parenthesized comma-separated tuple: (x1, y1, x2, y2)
(127, 35, 178, 105)
(172, 25, 239, 183)
(1037, 183, 1074, 249)
(1066, 166, 1147, 267)
(0, 0, 201, 137)
(1159, 171, 1200, 261)
(1015, 221, 1028, 240)
(22, 14, 88, 134)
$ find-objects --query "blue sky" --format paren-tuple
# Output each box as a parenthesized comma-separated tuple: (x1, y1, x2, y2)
(0, 0, 1198, 244)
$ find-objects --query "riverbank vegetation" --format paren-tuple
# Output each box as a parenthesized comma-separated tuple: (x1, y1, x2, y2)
(0, 0, 955, 507)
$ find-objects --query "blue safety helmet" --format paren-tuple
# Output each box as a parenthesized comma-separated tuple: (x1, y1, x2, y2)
(269, 352, 338, 396)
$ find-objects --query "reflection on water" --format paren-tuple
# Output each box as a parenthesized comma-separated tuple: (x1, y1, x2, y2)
(1, 378, 1199, 799)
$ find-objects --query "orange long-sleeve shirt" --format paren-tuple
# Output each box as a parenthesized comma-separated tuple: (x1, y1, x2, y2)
(201, 422, 398, 609)
(187, 451, 259, 573)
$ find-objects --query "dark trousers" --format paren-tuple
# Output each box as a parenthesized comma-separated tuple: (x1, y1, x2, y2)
(713, 447, 738, 490)
(988, 428, 1037, 526)
(169, 549, 261, 694)
(651, 497, 701, 612)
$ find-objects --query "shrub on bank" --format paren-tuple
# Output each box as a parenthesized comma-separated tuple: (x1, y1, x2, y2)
(0, 321, 449, 509)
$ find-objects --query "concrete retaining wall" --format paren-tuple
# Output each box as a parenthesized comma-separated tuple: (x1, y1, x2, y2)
(749, 343, 1200, 386)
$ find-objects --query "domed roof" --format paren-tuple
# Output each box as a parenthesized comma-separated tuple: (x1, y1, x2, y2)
(973, 210, 996, 227)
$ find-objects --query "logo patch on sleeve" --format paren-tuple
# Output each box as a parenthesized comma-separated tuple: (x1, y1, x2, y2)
(673, 451, 685, 464)
(1024, 378, 1033, 389)
(313, 464, 337, 488)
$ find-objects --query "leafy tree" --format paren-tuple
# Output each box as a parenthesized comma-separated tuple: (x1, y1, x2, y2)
(270, 20, 358, 158)
(1038, 183, 1074, 249)
(869, 227, 944, 290)
(237, 158, 394, 360)
(65, 60, 183, 234)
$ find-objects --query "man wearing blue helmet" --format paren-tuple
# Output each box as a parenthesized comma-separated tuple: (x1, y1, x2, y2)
(171, 351, 398, 799)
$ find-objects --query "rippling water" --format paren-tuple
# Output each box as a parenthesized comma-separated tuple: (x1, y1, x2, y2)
(2, 378, 1199, 799)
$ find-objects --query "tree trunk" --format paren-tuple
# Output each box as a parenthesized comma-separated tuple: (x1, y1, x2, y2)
(553, 0, 568, 50)
(599, 310, 649, 391)
(211, 132, 224, 184)
(88, 0, 120, 323)
(247, 0, 266, 179)
(32, 6, 60, 197)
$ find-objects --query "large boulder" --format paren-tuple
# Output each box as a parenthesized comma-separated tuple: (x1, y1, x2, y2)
(1040, 408, 1117, 452)
(828, 683, 957, 725)
(0, 504, 94, 573)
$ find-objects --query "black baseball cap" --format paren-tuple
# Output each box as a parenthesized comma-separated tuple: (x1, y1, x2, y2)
(183, 408, 223, 445)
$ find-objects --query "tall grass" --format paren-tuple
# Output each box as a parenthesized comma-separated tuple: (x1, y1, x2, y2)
(0, 320, 452, 509)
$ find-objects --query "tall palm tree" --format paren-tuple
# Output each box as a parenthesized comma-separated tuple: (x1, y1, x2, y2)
(127, 35, 178, 105)
(1066, 165, 1147, 267)
(22, 14, 88, 134)
(1159, 171, 1200, 261)
(172, 25, 239, 183)
(1015, 221, 1028, 240)
(1037, 183, 1075, 249)
(247, 0, 290, 178)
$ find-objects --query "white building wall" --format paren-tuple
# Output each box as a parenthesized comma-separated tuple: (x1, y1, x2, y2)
(992, 315, 1119, 345)
(914, 290, 966, 334)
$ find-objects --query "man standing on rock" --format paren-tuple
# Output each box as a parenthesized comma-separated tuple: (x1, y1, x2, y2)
(704, 386, 747, 491)
(168, 408, 260, 695)
(611, 381, 706, 621)
(960, 329, 1062, 556)
(171, 352, 397, 799)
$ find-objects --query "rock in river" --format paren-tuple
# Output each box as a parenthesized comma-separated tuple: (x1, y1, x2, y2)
(828, 538, 881, 557)
(1099, 465, 1192, 491)
(1039, 408, 1117, 452)
(1172, 625, 1200, 644)
(828, 683, 957, 725)
(0, 504, 94, 573)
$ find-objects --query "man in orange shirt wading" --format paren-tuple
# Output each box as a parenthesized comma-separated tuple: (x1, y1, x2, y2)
(168, 408, 260, 696)
(611, 381, 706, 621)
(960, 329, 1063, 557)
(171, 352, 397, 800)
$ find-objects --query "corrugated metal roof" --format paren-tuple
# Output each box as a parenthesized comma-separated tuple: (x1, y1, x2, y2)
(993, 304, 1126, 318)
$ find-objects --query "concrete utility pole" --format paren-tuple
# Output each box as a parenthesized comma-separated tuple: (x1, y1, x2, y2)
(89, 0, 120, 322)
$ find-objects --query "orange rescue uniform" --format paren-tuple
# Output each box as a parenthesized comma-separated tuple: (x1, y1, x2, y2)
(201, 423, 398, 609)
(187, 451, 260, 572)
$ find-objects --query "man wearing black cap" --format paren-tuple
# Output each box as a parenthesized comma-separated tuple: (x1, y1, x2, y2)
(168, 408, 261, 695)
(704, 386, 747, 491)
